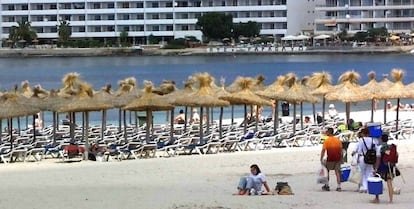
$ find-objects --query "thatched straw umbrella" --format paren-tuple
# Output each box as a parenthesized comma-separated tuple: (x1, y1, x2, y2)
(165, 78, 196, 132)
(0, 92, 40, 151)
(273, 74, 320, 134)
(93, 84, 115, 140)
(124, 81, 174, 142)
(382, 69, 411, 131)
(113, 77, 141, 139)
(377, 74, 394, 123)
(325, 71, 371, 128)
(309, 72, 334, 127)
(152, 80, 177, 128)
(213, 80, 232, 139)
(256, 76, 286, 133)
(173, 73, 229, 141)
(361, 72, 386, 122)
(58, 83, 112, 160)
(220, 77, 271, 134)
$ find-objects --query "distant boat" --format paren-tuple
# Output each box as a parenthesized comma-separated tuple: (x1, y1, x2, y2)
(411, 49, 414, 54)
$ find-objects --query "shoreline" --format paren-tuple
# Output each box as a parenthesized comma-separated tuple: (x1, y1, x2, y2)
(0, 45, 413, 58)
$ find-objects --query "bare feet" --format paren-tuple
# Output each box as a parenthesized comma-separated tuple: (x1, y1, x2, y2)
(370, 199, 379, 204)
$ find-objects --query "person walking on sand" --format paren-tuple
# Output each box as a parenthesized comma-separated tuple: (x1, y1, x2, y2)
(356, 127, 380, 193)
(372, 134, 397, 204)
(320, 127, 343, 191)
(234, 164, 272, 195)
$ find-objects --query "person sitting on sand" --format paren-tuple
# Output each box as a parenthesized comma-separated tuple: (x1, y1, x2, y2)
(328, 104, 338, 119)
(234, 164, 272, 195)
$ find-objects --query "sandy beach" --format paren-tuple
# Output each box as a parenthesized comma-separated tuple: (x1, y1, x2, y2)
(1, 109, 414, 209)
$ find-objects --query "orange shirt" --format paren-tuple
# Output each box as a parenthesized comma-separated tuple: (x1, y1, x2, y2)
(322, 136, 343, 162)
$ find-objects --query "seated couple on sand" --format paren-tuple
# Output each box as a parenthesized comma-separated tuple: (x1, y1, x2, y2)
(233, 164, 273, 195)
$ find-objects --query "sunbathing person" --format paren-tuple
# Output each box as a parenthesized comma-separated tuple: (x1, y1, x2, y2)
(174, 109, 186, 124)
(234, 164, 272, 195)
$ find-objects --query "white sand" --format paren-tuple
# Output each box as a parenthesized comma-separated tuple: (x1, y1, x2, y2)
(1, 109, 413, 209)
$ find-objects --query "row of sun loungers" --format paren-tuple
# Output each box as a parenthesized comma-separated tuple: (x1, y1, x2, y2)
(1, 118, 413, 164)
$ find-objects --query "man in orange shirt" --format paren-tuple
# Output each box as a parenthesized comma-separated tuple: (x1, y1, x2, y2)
(320, 127, 343, 191)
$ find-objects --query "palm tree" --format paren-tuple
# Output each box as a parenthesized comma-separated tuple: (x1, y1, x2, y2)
(9, 20, 37, 47)
(57, 20, 72, 44)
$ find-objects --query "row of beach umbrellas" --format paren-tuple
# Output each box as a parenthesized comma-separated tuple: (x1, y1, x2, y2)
(0, 69, 412, 159)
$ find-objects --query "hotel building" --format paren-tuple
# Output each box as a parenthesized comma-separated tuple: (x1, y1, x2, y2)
(0, 0, 319, 45)
(315, 0, 414, 35)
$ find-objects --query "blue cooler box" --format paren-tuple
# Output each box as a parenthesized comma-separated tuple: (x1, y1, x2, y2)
(367, 122, 382, 138)
(341, 166, 351, 182)
(368, 176, 383, 195)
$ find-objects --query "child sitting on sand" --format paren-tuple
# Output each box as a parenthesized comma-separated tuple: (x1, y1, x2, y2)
(234, 164, 272, 195)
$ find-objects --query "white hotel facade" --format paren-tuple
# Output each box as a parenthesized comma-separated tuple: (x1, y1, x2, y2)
(0, 0, 319, 45)
(315, 0, 414, 35)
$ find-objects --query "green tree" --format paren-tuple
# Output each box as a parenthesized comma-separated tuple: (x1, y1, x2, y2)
(353, 31, 369, 42)
(196, 12, 233, 41)
(9, 20, 37, 47)
(120, 30, 131, 47)
(367, 27, 388, 41)
(232, 21, 260, 40)
(57, 20, 72, 43)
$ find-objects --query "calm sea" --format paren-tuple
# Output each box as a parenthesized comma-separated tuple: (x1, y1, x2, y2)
(0, 53, 413, 126)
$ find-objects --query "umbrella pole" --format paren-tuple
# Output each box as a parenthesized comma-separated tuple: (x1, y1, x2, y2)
(231, 105, 234, 126)
(129, 111, 132, 125)
(384, 99, 387, 124)
(275, 100, 279, 131)
(32, 115, 36, 142)
(255, 107, 259, 132)
(82, 112, 85, 141)
(17, 117, 21, 136)
(25, 116, 28, 130)
(118, 109, 122, 133)
(0, 119, 2, 144)
(206, 107, 210, 135)
(200, 107, 204, 141)
(101, 110, 106, 141)
(123, 110, 127, 143)
(84, 111, 89, 161)
(293, 104, 297, 135)
(52, 112, 56, 144)
(56, 113, 59, 131)
(219, 107, 223, 139)
(243, 104, 247, 134)
(396, 98, 400, 135)
(70, 112, 75, 141)
(346, 103, 350, 129)
(322, 97, 326, 128)
(146, 110, 150, 143)
(8, 118, 13, 153)
(210, 107, 214, 126)
(312, 103, 316, 125)
(184, 107, 188, 133)
(170, 109, 174, 140)
(370, 99, 374, 122)
(135, 111, 138, 129)
(300, 102, 304, 130)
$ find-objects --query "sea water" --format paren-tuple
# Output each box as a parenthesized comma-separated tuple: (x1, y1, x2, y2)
(1, 53, 414, 127)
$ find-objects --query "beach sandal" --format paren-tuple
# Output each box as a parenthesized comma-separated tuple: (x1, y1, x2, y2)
(336, 187, 341, 192)
(322, 185, 330, 191)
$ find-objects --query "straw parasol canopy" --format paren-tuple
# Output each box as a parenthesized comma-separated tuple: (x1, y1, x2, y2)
(361, 71, 383, 122)
(0, 92, 40, 119)
(124, 81, 174, 141)
(21, 80, 33, 98)
(325, 70, 370, 126)
(93, 84, 115, 107)
(173, 73, 230, 107)
(252, 75, 266, 92)
(59, 72, 83, 97)
(309, 72, 334, 126)
(256, 76, 286, 131)
(173, 73, 230, 140)
(152, 80, 177, 96)
(220, 77, 271, 133)
(113, 77, 141, 108)
(382, 69, 410, 99)
(325, 71, 370, 103)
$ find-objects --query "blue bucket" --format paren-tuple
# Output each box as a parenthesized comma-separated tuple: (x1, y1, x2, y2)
(368, 175, 383, 195)
(341, 167, 351, 182)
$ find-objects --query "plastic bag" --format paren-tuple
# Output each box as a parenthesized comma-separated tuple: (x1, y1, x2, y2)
(348, 165, 362, 184)
(316, 165, 328, 184)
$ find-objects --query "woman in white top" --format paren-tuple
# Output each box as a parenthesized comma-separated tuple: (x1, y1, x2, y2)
(234, 164, 272, 195)
(328, 104, 338, 119)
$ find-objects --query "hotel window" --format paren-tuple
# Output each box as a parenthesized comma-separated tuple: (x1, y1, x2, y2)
(194, 1, 201, 7)
(137, 14, 144, 19)
(166, 13, 173, 19)
(62, 15, 71, 21)
(108, 15, 115, 20)
(137, 2, 144, 8)
(107, 26, 115, 31)
(50, 4, 57, 9)
(152, 14, 159, 19)
(166, 25, 173, 31)
(35, 4, 43, 10)
(123, 14, 130, 20)
(194, 13, 201, 18)
(51, 27, 58, 33)
(181, 13, 189, 19)
(22, 5, 28, 10)
(208, 1, 213, 6)
(166, 2, 173, 7)
(152, 2, 159, 8)
(138, 25, 144, 31)
(221, 1, 226, 6)
(79, 15, 85, 21)
(94, 15, 101, 20)
(181, 25, 189, 30)
(258, 0, 262, 5)
(78, 26, 85, 32)
(152, 25, 159, 31)
(94, 26, 101, 32)
(108, 3, 115, 8)
(122, 2, 129, 8)
(93, 3, 100, 9)
(7, 5, 15, 10)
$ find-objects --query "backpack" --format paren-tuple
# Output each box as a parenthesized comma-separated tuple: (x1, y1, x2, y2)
(275, 182, 294, 195)
(363, 138, 377, 165)
(382, 144, 398, 164)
